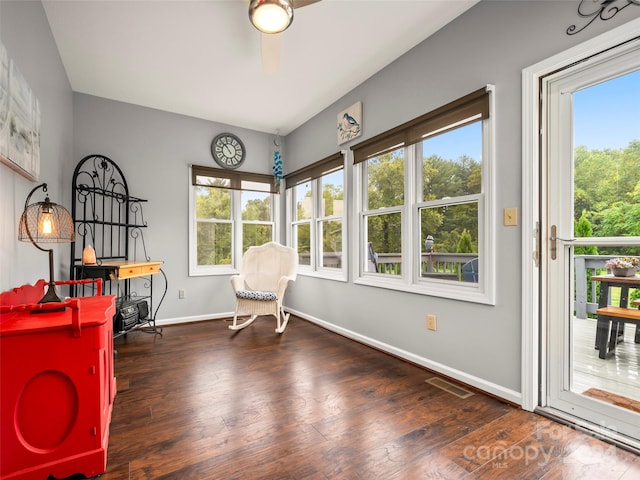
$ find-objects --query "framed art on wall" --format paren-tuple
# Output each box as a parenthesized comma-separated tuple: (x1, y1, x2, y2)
(337, 101, 362, 145)
(0, 41, 41, 182)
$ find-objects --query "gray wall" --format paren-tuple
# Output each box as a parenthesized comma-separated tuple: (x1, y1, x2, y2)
(284, 1, 640, 397)
(71, 95, 276, 321)
(2, 0, 639, 402)
(0, 0, 73, 293)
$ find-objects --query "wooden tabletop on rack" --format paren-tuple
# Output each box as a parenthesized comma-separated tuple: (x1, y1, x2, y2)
(80, 260, 163, 280)
(591, 274, 640, 285)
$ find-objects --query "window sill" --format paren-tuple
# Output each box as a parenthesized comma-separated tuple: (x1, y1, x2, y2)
(189, 266, 238, 277)
(354, 275, 495, 305)
(297, 268, 347, 282)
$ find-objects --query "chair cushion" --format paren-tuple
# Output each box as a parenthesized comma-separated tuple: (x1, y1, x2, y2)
(235, 290, 277, 302)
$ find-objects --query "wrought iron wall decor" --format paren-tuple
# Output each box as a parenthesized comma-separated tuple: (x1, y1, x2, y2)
(567, 0, 640, 35)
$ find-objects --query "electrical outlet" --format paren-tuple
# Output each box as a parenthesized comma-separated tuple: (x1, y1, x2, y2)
(179, 289, 185, 299)
(426, 314, 437, 331)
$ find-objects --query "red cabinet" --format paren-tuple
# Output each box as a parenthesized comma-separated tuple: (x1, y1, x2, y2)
(0, 280, 116, 480)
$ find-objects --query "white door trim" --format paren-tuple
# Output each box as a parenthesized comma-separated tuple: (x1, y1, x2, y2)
(521, 17, 640, 412)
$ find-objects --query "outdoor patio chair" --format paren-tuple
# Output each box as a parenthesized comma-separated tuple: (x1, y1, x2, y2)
(462, 257, 479, 282)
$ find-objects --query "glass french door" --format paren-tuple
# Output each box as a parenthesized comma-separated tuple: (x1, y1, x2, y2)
(544, 41, 640, 444)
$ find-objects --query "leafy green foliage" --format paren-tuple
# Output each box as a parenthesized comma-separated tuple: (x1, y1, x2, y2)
(575, 140, 640, 255)
(293, 178, 345, 261)
(195, 186, 274, 266)
(322, 183, 344, 216)
(196, 186, 231, 265)
(366, 151, 404, 254)
(367, 150, 405, 209)
(242, 197, 270, 221)
(457, 229, 474, 253)
(574, 210, 598, 255)
(295, 223, 311, 263)
(420, 155, 480, 254)
(365, 145, 482, 258)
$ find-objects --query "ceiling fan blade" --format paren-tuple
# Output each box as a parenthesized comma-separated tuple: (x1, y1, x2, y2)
(256, 0, 321, 74)
(261, 33, 281, 75)
(292, 0, 322, 9)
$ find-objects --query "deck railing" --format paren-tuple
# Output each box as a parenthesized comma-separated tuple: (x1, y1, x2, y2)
(299, 251, 477, 280)
(574, 255, 626, 319)
(298, 253, 343, 268)
(375, 252, 477, 279)
(299, 253, 626, 308)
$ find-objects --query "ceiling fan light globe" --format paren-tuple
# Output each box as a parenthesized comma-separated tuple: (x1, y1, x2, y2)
(249, 0, 294, 34)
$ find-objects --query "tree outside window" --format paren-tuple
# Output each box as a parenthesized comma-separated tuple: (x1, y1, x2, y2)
(293, 182, 312, 265)
(287, 155, 345, 276)
(241, 190, 273, 254)
(190, 167, 276, 275)
(319, 170, 344, 269)
(364, 148, 404, 274)
(196, 183, 232, 266)
(352, 86, 495, 303)
(419, 121, 482, 280)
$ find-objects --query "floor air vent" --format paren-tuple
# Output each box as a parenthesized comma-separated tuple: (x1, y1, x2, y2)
(425, 377, 474, 399)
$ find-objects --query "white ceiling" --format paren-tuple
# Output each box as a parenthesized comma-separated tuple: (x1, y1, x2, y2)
(42, 0, 479, 135)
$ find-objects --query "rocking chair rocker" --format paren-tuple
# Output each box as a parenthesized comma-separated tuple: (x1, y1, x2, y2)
(229, 242, 298, 334)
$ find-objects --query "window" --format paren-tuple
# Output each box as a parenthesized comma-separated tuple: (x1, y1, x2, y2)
(352, 86, 495, 304)
(286, 152, 346, 279)
(189, 166, 278, 276)
(362, 146, 404, 274)
(292, 181, 312, 266)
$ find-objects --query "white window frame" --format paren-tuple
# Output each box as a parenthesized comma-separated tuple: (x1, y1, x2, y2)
(188, 166, 279, 277)
(359, 147, 407, 277)
(286, 156, 347, 282)
(289, 182, 312, 270)
(354, 86, 496, 305)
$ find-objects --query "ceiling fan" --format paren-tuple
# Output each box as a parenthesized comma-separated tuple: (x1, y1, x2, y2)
(248, 0, 322, 74)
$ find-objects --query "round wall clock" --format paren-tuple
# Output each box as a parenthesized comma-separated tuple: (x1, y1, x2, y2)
(211, 133, 246, 169)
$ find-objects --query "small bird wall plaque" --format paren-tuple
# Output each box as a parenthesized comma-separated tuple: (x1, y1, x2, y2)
(337, 101, 362, 145)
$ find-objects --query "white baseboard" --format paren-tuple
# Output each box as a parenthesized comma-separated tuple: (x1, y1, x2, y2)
(155, 312, 233, 327)
(155, 307, 522, 405)
(286, 307, 522, 406)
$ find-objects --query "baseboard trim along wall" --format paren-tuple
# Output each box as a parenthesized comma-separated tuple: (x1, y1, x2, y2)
(155, 312, 233, 326)
(287, 308, 522, 406)
(156, 307, 522, 406)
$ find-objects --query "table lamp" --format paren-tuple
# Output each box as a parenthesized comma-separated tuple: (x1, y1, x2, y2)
(18, 183, 75, 303)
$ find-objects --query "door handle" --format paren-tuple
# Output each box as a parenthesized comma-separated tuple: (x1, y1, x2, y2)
(549, 225, 575, 260)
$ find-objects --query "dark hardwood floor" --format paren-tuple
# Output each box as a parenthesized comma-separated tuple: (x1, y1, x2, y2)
(101, 317, 640, 479)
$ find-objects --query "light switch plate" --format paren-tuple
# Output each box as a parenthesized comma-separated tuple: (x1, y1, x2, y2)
(504, 207, 518, 226)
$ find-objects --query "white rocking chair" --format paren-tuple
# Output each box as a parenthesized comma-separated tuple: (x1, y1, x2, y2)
(229, 242, 298, 334)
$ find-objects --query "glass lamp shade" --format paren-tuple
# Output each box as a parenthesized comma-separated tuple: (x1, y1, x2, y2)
(19, 197, 74, 244)
(249, 0, 294, 34)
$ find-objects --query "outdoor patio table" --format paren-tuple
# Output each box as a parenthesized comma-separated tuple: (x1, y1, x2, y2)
(592, 274, 640, 359)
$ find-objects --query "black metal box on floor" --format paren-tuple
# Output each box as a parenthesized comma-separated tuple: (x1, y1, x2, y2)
(114, 299, 149, 333)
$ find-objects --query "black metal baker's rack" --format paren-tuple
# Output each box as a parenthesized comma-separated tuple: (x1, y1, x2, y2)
(69, 154, 166, 336)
